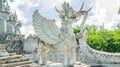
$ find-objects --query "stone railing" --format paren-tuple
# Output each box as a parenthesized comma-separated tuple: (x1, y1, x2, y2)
(35, 47, 120, 65)
(25, 35, 120, 65)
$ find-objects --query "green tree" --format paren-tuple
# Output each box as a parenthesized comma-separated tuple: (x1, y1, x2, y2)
(73, 24, 120, 53)
(73, 26, 80, 34)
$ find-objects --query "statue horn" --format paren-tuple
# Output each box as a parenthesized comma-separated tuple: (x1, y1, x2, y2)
(87, 6, 93, 12)
(72, 2, 84, 18)
(55, 7, 64, 16)
(79, 2, 84, 11)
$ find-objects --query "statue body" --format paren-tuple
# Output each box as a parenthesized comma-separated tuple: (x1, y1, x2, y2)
(32, 1, 120, 65)
(33, 1, 92, 65)
(33, 9, 76, 66)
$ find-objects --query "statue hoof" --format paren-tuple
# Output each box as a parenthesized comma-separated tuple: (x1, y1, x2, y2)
(74, 62, 82, 65)
(46, 61, 53, 64)
(40, 63, 45, 66)
(39, 61, 45, 65)
(68, 64, 74, 67)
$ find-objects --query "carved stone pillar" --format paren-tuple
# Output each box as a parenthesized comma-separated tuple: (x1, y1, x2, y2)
(0, 44, 9, 56)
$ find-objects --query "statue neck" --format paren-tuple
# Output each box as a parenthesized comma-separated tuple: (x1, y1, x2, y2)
(80, 12, 88, 29)
(61, 19, 73, 35)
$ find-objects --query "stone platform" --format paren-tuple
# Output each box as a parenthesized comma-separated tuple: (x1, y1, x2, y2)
(32, 63, 90, 67)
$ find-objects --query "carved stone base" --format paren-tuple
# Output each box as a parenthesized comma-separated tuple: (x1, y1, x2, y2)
(0, 44, 9, 56)
(0, 50, 9, 57)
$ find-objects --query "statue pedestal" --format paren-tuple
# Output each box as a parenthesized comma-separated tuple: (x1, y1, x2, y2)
(0, 50, 9, 56)
(0, 44, 9, 56)
(40, 63, 63, 67)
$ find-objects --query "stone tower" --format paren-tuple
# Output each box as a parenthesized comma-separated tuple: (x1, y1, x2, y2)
(0, 0, 23, 56)
(0, 0, 21, 34)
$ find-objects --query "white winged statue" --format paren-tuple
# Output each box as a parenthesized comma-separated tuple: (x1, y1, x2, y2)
(32, 1, 92, 65)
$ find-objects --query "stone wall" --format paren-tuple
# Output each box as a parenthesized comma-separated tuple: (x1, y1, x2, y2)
(23, 35, 38, 53)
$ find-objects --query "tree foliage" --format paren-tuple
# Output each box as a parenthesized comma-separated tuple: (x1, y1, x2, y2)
(73, 24, 120, 53)
(73, 26, 80, 34)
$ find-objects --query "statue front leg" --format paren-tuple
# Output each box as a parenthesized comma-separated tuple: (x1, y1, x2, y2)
(38, 48, 44, 64)
(46, 49, 53, 64)
(39, 53, 43, 64)
(64, 51, 69, 66)
(46, 49, 49, 64)
(72, 47, 76, 64)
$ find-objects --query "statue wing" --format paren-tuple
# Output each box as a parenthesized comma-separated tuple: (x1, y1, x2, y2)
(32, 10, 60, 44)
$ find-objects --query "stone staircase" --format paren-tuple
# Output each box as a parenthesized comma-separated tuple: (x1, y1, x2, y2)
(0, 55, 33, 67)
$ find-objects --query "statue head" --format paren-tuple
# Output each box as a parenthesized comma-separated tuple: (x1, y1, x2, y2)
(55, 1, 93, 23)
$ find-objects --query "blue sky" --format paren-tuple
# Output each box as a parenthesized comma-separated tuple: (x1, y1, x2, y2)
(8, 0, 120, 36)
(10, 0, 14, 2)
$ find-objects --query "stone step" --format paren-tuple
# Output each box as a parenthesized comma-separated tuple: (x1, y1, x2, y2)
(2, 60, 32, 67)
(14, 64, 35, 67)
(9, 52, 16, 56)
(0, 55, 23, 60)
(15, 64, 30, 67)
(0, 55, 32, 67)
(0, 57, 29, 64)
(0, 54, 33, 67)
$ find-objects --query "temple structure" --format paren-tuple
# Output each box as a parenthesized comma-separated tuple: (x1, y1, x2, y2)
(0, 1, 35, 66)
(0, 0, 21, 34)
(0, 0, 23, 56)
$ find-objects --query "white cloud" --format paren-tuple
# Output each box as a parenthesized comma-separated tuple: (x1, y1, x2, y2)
(8, 0, 26, 23)
(20, 25, 35, 36)
(85, 0, 120, 30)
(7, 0, 120, 36)
(7, 0, 72, 36)
(7, 0, 40, 36)
(8, 0, 40, 23)
(96, 0, 120, 22)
